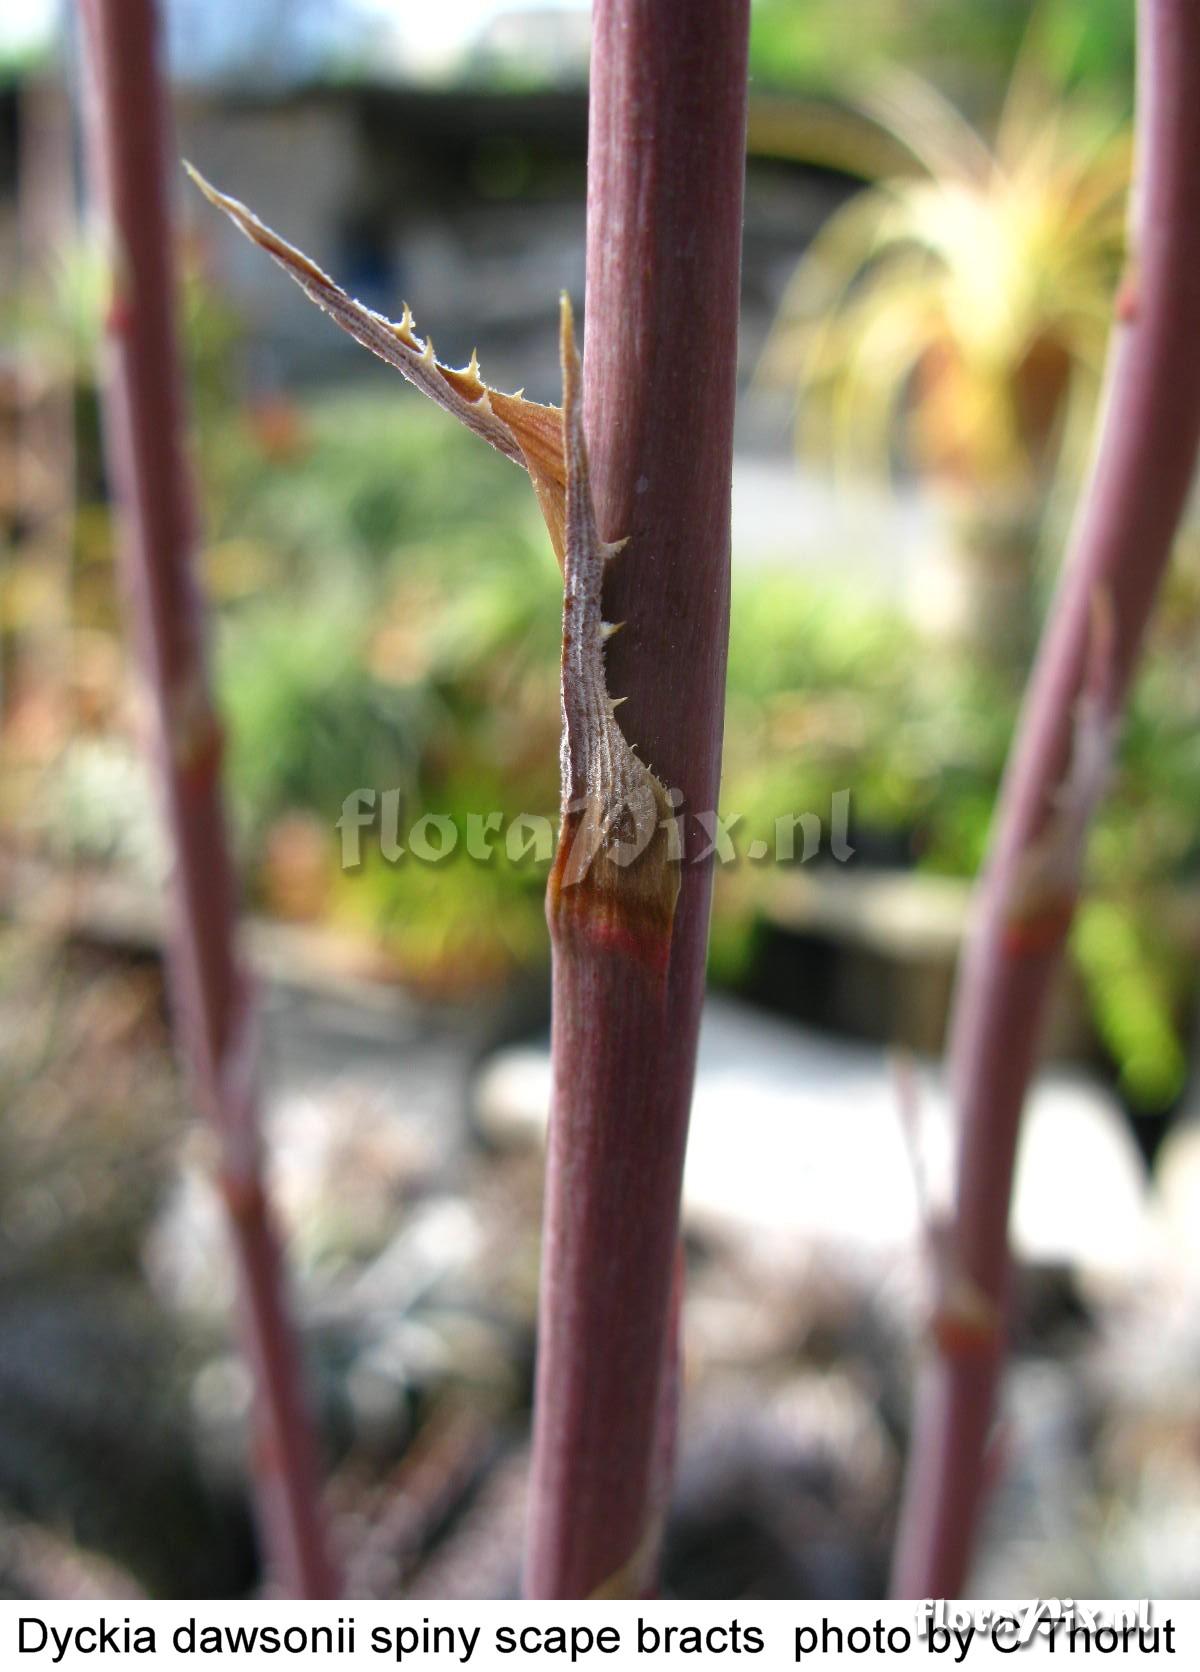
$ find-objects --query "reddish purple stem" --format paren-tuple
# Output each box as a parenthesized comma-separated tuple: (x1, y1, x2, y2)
(524, 0, 750, 1600)
(79, 0, 336, 1598)
(892, 0, 1200, 1598)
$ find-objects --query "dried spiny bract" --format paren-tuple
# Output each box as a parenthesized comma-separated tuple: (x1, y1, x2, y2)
(185, 163, 568, 562)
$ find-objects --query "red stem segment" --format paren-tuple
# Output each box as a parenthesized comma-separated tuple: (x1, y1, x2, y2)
(524, 0, 750, 1600)
(891, 0, 1200, 1598)
(79, 0, 336, 1598)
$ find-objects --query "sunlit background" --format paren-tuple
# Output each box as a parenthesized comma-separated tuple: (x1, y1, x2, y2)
(4, 0, 1200, 1601)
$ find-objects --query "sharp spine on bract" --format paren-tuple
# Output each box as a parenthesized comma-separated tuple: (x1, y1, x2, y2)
(551, 292, 679, 942)
(184, 163, 569, 566)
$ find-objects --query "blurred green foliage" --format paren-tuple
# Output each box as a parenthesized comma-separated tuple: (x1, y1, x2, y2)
(194, 376, 1200, 1102)
(5, 0, 1192, 1103)
(742, 0, 1197, 1108)
(749, 0, 1133, 111)
(27, 327, 1199, 1096)
(201, 389, 562, 992)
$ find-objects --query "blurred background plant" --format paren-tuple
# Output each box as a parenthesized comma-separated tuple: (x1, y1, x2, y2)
(5, 0, 1196, 1121)
(4, 0, 1200, 1600)
(761, 3, 1130, 671)
(742, 0, 1200, 1115)
(3, 0, 1194, 1098)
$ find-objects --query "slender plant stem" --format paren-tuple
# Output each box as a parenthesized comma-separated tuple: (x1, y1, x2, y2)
(79, 0, 336, 1599)
(524, 0, 750, 1600)
(891, 0, 1200, 1599)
